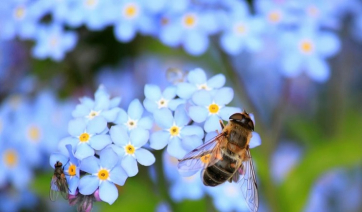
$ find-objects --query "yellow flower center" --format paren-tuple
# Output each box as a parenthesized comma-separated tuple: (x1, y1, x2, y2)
(208, 103, 219, 114)
(197, 83, 210, 90)
(14, 6, 26, 20)
(97, 169, 109, 180)
(200, 154, 210, 164)
(123, 3, 139, 19)
(68, 164, 77, 176)
(183, 14, 197, 28)
(79, 133, 90, 142)
(157, 98, 169, 109)
(125, 144, 135, 154)
(28, 125, 41, 143)
(169, 126, 180, 137)
(87, 110, 99, 119)
(3, 149, 18, 168)
(161, 17, 169, 25)
(85, 0, 97, 8)
(300, 40, 314, 54)
(307, 5, 319, 17)
(268, 11, 281, 23)
(234, 23, 247, 35)
(49, 37, 58, 47)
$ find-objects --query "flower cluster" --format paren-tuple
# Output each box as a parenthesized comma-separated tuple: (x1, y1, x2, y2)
(0, 0, 360, 82)
(50, 67, 262, 211)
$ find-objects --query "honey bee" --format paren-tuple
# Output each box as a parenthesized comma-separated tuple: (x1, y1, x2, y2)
(178, 111, 259, 212)
(50, 161, 69, 201)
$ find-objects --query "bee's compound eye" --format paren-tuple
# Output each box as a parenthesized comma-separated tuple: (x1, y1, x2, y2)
(229, 113, 243, 121)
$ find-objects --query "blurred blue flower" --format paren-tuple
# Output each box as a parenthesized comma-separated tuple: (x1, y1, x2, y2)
(31, 23, 77, 61)
(114, 99, 153, 131)
(111, 0, 156, 42)
(143, 84, 184, 113)
(279, 27, 340, 82)
(72, 85, 121, 124)
(79, 148, 128, 204)
(0, 0, 47, 40)
(58, 117, 111, 160)
(188, 88, 240, 133)
(109, 126, 155, 177)
(176, 68, 225, 100)
(150, 106, 204, 159)
(219, 1, 265, 55)
(0, 188, 37, 212)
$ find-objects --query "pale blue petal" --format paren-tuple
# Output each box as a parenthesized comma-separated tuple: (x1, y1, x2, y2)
(114, 22, 136, 42)
(207, 74, 225, 89)
(219, 107, 241, 121)
(249, 132, 262, 148)
(204, 115, 222, 133)
(49, 153, 68, 168)
(114, 109, 128, 124)
(90, 134, 112, 150)
(181, 125, 204, 138)
(316, 32, 340, 58)
(130, 128, 149, 148)
(110, 145, 125, 158)
(150, 131, 170, 150)
(110, 166, 127, 186)
(174, 105, 190, 126)
(110, 125, 129, 146)
(305, 57, 330, 82)
(143, 98, 158, 113)
(128, 99, 143, 120)
(87, 116, 107, 134)
(121, 156, 138, 177)
(163, 86, 177, 99)
(187, 68, 207, 84)
(102, 107, 121, 122)
(220, 32, 243, 55)
(192, 90, 212, 106)
(79, 175, 99, 195)
(144, 84, 161, 101)
(214, 87, 234, 105)
(75, 144, 95, 160)
(169, 99, 186, 111)
(80, 156, 99, 174)
(58, 137, 78, 156)
(176, 83, 197, 99)
(167, 137, 187, 159)
(281, 54, 303, 77)
(68, 118, 86, 137)
(154, 108, 173, 129)
(72, 105, 89, 118)
(138, 116, 153, 130)
(135, 148, 155, 166)
(99, 148, 118, 170)
(67, 176, 79, 195)
(94, 96, 110, 111)
(110, 97, 121, 108)
(181, 135, 203, 152)
(100, 181, 118, 204)
(189, 106, 208, 123)
(184, 32, 209, 56)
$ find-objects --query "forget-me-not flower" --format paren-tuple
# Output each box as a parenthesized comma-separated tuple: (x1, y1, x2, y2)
(78, 148, 128, 204)
(109, 126, 155, 177)
(143, 84, 184, 113)
(150, 106, 204, 159)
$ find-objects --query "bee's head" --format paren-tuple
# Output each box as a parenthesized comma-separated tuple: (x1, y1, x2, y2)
(55, 161, 63, 168)
(229, 111, 255, 131)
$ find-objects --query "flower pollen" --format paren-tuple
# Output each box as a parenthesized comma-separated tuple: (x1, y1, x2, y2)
(300, 40, 314, 54)
(68, 164, 77, 176)
(97, 169, 109, 181)
(85, 0, 98, 9)
(234, 23, 247, 35)
(14, 6, 26, 20)
(169, 125, 180, 137)
(28, 125, 41, 143)
(123, 3, 139, 19)
(268, 11, 281, 23)
(157, 98, 169, 109)
(86, 110, 100, 120)
(125, 144, 135, 155)
(183, 13, 197, 28)
(208, 103, 219, 114)
(197, 83, 210, 90)
(3, 149, 18, 168)
(79, 133, 90, 143)
(126, 118, 138, 130)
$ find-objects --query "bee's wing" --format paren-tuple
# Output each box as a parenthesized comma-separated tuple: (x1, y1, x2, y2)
(232, 146, 258, 212)
(49, 176, 59, 201)
(178, 133, 226, 177)
(59, 176, 69, 200)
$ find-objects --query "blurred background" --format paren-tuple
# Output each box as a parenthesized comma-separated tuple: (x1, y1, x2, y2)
(0, 0, 362, 211)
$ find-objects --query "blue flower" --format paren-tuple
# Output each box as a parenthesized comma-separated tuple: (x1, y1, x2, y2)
(176, 68, 225, 100)
(150, 106, 204, 159)
(114, 99, 153, 131)
(143, 84, 184, 113)
(58, 117, 111, 160)
(111, 0, 156, 42)
(78, 148, 128, 204)
(188, 88, 241, 133)
(31, 23, 77, 61)
(109, 126, 155, 177)
(72, 85, 121, 124)
(279, 26, 340, 82)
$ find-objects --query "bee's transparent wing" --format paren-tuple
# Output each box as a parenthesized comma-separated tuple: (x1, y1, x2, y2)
(59, 176, 69, 200)
(49, 176, 60, 201)
(178, 133, 226, 177)
(233, 147, 258, 212)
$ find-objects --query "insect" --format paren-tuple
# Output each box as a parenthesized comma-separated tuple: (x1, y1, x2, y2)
(50, 161, 69, 201)
(69, 192, 95, 212)
(178, 111, 259, 212)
